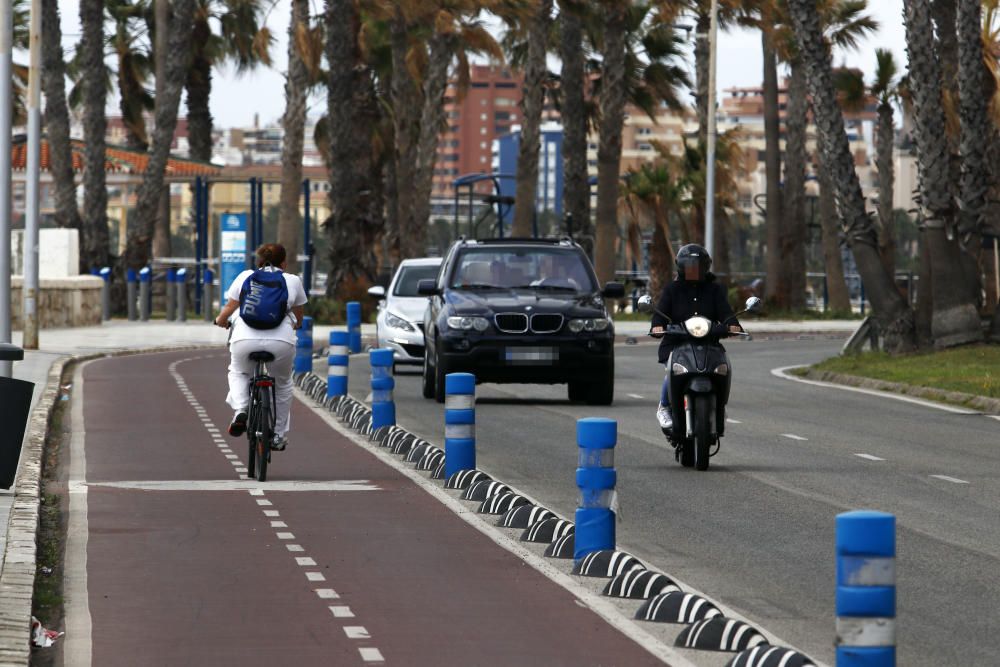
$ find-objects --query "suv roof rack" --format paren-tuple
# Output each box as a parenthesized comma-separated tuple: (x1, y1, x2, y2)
(466, 237, 577, 245)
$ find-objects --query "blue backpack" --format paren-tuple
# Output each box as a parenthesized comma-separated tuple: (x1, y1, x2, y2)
(239, 267, 289, 329)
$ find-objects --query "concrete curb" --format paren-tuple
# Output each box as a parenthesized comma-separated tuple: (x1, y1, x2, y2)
(0, 343, 220, 664)
(802, 368, 1000, 415)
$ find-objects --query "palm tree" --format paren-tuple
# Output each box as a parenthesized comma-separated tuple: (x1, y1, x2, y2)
(903, 0, 982, 347)
(107, 0, 155, 151)
(621, 161, 681, 298)
(870, 48, 899, 276)
(125, 0, 197, 272)
(510, 0, 554, 237)
(785, 0, 916, 352)
(957, 0, 991, 240)
(79, 0, 111, 271)
(276, 0, 320, 274)
(41, 0, 83, 234)
(558, 0, 593, 255)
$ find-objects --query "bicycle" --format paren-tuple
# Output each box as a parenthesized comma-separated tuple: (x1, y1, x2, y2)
(246, 351, 276, 482)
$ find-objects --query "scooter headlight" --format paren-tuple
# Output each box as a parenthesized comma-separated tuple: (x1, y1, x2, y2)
(714, 363, 729, 376)
(671, 362, 689, 375)
(685, 316, 712, 338)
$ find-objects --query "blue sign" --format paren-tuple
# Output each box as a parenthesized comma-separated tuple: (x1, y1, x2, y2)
(220, 213, 247, 308)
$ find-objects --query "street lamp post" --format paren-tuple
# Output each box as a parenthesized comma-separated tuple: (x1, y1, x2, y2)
(23, 0, 42, 350)
(703, 0, 720, 260)
(0, 1, 14, 377)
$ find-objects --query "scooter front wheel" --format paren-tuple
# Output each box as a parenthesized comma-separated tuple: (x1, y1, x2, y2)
(693, 394, 712, 471)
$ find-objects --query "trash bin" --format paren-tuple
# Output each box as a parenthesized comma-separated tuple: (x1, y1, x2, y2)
(0, 344, 35, 490)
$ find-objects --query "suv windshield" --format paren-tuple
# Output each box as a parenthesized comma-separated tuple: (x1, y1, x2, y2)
(393, 264, 441, 296)
(449, 247, 597, 292)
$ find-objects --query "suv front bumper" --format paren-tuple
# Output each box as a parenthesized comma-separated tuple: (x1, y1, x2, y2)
(438, 333, 613, 383)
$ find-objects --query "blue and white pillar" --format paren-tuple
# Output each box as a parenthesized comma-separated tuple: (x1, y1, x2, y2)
(138, 266, 151, 321)
(176, 268, 188, 322)
(369, 349, 395, 430)
(346, 301, 362, 353)
(126, 269, 138, 321)
(574, 418, 617, 561)
(294, 315, 314, 373)
(327, 330, 350, 399)
(836, 510, 896, 667)
(444, 373, 476, 478)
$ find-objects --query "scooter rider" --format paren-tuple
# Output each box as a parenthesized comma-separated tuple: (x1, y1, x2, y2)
(651, 244, 743, 432)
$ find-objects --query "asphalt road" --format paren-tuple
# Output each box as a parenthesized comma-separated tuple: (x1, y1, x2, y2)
(342, 336, 1000, 666)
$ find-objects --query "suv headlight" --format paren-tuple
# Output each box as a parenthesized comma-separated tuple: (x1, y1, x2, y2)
(447, 316, 490, 332)
(385, 311, 415, 332)
(568, 318, 610, 333)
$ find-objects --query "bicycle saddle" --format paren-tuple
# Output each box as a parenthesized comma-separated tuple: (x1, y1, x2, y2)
(249, 351, 275, 362)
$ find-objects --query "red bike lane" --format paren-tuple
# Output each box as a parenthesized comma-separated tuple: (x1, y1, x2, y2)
(77, 349, 663, 666)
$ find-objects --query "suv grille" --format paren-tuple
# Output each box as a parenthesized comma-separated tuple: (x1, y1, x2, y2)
(495, 313, 528, 333)
(530, 314, 564, 334)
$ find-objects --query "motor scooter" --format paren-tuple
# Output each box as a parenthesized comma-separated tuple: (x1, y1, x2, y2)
(636, 295, 761, 471)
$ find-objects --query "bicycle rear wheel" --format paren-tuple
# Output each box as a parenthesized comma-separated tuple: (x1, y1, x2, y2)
(254, 387, 273, 482)
(246, 386, 258, 479)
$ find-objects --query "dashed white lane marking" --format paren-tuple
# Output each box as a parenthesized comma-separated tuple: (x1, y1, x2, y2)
(286, 544, 305, 552)
(359, 648, 384, 663)
(256, 499, 273, 506)
(329, 606, 355, 618)
(264, 510, 280, 517)
(295, 557, 316, 566)
(306, 572, 326, 582)
(344, 626, 369, 639)
(235, 467, 248, 474)
(276, 532, 295, 539)
(270, 520, 287, 527)
(249, 489, 264, 497)
(626, 393, 644, 399)
(854, 453, 886, 461)
(726, 418, 742, 424)
(781, 433, 808, 441)
(225, 454, 239, 460)
(930, 474, 970, 484)
(316, 589, 339, 599)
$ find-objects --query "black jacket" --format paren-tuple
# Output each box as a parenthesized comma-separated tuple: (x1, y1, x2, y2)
(651, 273, 740, 363)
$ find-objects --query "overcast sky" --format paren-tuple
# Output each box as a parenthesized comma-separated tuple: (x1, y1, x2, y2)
(50, 1, 907, 129)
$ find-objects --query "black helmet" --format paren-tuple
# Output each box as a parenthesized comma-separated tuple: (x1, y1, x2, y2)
(676, 244, 712, 282)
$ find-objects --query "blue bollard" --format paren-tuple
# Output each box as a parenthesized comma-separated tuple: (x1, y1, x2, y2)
(369, 349, 395, 430)
(444, 373, 476, 478)
(294, 316, 314, 373)
(176, 268, 188, 322)
(139, 266, 152, 321)
(203, 269, 215, 322)
(346, 301, 362, 353)
(327, 331, 350, 399)
(836, 510, 896, 667)
(166, 268, 177, 321)
(574, 418, 617, 561)
(126, 268, 138, 321)
(99, 267, 111, 321)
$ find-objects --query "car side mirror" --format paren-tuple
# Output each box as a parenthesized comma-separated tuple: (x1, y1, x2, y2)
(636, 295, 654, 313)
(602, 281, 625, 299)
(367, 285, 386, 299)
(417, 279, 440, 297)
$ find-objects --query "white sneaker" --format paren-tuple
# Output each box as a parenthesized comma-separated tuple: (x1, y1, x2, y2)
(656, 404, 673, 433)
(271, 435, 288, 451)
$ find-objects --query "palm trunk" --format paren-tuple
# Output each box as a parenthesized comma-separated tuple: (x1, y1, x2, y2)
(124, 0, 196, 272)
(412, 32, 455, 244)
(559, 3, 591, 256)
(904, 0, 981, 347)
(185, 12, 213, 162)
(782, 60, 808, 311)
(512, 0, 553, 237)
(876, 102, 895, 275)
(593, 3, 628, 286)
(648, 214, 673, 301)
(153, 0, 172, 260)
(957, 0, 990, 239)
(761, 31, 784, 307)
(277, 0, 311, 274)
(79, 0, 110, 272)
(41, 0, 82, 234)
(787, 0, 916, 352)
(817, 166, 852, 313)
(117, 48, 149, 150)
(391, 13, 423, 259)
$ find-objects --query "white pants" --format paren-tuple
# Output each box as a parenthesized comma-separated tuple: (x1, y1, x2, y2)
(227, 339, 296, 437)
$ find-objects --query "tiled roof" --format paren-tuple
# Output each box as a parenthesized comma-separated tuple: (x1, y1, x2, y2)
(10, 136, 221, 177)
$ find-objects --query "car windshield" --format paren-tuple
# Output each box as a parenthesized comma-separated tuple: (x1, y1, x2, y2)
(392, 264, 440, 297)
(449, 247, 597, 292)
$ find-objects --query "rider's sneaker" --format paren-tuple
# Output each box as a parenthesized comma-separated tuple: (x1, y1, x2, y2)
(228, 411, 247, 437)
(271, 435, 288, 451)
(656, 403, 673, 434)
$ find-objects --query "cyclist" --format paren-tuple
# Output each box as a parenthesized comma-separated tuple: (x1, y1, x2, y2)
(214, 243, 307, 450)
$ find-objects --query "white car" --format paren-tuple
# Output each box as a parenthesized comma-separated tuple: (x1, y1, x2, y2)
(368, 258, 443, 366)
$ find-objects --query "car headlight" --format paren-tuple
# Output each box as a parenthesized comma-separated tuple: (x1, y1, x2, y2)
(447, 316, 490, 332)
(685, 316, 712, 338)
(568, 318, 610, 333)
(672, 362, 689, 375)
(385, 311, 415, 332)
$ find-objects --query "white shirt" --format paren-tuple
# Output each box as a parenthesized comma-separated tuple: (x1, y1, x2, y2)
(226, 268, 308, 345)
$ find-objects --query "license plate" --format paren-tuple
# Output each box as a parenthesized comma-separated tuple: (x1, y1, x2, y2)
(504, 347, 558, 365)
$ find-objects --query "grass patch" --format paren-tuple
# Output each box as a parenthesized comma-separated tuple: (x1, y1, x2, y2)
(813, 344, 1000, 398)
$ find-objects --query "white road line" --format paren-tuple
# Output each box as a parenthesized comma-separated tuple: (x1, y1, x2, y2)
(930, 474, 970, 485)
(286, 544, 305, 552)
(329, 606, 355, 618)
(359, 648, 384, 663)
(256, 499, 273, 506)
(235, 468, 248, 474)
(270, 521, 286, 527)
(306, 572, 326, 582)
(316, 589, 339, 599)
(854, 453, 886, 462)
(726, 418, 742, 424)
(249, 490, 264, 497)
(296, 557, 316, 566)
(64, 363, 93, 667)
(276, 532, 295, 540)
(264, 510, 280, 517)
(344, 626, 370, 639)
(781, 433, 808, 441)
(225, 454, 239, 460)
(626, 393, 644, 399)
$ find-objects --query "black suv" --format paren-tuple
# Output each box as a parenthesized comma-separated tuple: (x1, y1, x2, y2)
(417, 238, 624, 405)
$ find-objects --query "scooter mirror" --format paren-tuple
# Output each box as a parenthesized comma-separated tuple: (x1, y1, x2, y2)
(744, 296, 762, 313)
(636, 295, 654, 313)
